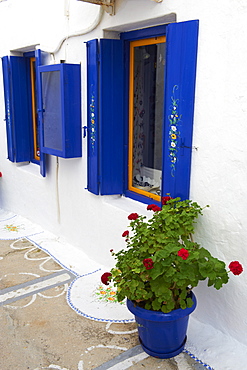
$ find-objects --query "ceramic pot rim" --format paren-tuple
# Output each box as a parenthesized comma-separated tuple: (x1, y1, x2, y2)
(127, 292, 197, 322)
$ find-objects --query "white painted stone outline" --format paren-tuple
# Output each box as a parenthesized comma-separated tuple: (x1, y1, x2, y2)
(105, 322, 137, 335)
(66, 272, 135, 323)
(1, 272, 70, 308)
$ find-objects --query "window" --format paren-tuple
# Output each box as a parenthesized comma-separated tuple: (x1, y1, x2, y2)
(2, 51, 44, 171)
(2, 51, 82, 177)
(128, 36, 166, 202)
(87, 20, 199, 204)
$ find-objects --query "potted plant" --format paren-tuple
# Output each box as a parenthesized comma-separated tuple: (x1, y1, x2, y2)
(101, 196, 243, 358)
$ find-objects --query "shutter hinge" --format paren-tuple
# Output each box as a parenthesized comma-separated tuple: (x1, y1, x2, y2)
(83, 126, 88, 138)
(180, 139, 198, 151)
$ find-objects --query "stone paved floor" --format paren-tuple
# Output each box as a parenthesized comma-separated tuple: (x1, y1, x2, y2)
(0, 238, 205, 370)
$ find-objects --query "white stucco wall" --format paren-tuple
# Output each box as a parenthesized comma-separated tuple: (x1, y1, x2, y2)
(0, 0, 246, 351)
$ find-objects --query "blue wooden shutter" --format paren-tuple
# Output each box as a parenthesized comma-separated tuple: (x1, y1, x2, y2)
(99, 39, 124, 195)
(1, 56, 31, 162)
(162, 20, 199, 200)
(2, 57, 15, 162)
(86, 39, 124, 195)
(35, 49, 47, 177)
(87, 39, 100, 194)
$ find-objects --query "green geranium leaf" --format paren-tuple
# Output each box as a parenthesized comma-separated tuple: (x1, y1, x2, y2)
(185, 297, 194, 308)
(214, 278, 224, 290)
(161, 300, 175, 313)
(149, 263, 165, 280)
(152, 299, 162, 311)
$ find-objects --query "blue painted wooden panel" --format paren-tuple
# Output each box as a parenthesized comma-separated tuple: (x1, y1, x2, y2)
(2, 56, 32, 162)
(86, 39, 100, 195)
(63, 65, 82, 158)
(99, 39, 124, 195)
(9, 56, 32, 162)
(162, 20, 199, 200)
(2, 57, 15, 162)
(38, 63, 82, 159)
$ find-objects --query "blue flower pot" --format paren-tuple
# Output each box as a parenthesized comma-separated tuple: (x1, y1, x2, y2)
(127, 293, 197, 359)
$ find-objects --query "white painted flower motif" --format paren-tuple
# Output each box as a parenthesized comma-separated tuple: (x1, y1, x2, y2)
(171, 142, 176, 148)
(171, 126, 177, 131)
(91, 113, 94, 117)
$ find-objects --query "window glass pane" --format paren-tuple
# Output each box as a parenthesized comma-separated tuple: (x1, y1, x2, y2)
(130, 39, 165, 198)
(42, 71, 63, 151)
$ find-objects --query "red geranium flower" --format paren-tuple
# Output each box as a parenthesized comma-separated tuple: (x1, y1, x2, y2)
(147, 204, 161, 212)
(178, 248, 189, 260)
(128, 213, 139, 220)
(162, 196, 172, 205)
(143, 258, 154, 270)
(229, 261, 243, 275)
(110, 249, 113, 253)
(101, 272, 112, 285)
(122, 230, 129, 237)
(0, 172, 2, 177)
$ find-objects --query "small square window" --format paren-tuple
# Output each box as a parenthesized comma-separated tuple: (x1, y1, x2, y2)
(39, 63, 82, 159)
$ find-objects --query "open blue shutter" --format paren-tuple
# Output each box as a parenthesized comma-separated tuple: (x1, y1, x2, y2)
(87, 39, 100, 194)
(35, 49, 47, 177)
(1, 56, 31, 162)
(162, 20, 199, 200)
(2, 57, 15, 162)
(86, 39, 124, 195)
(99, 39, 124, 195)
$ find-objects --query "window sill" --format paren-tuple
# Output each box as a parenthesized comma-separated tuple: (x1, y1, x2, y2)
(16, 162, 41, 178)
(102, 194, 150, 215)
(125, 190, 161, 206)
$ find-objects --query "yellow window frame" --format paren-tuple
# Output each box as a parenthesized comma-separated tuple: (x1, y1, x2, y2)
(128, 36, 166, 201)
(30, 57, 40, 161)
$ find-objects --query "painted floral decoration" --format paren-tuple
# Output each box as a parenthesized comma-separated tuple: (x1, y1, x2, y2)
(4, 224, 22, 232)
(101, 197, 243, 313)
(168, 85, 181, 177)
(89, 94, 96, 153)
(95, 285, 124, 305)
